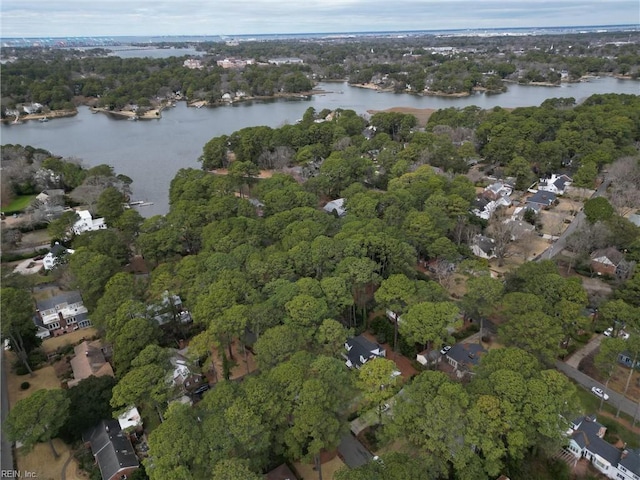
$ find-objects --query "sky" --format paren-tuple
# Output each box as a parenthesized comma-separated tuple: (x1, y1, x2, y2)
(1, 0, 638, 38)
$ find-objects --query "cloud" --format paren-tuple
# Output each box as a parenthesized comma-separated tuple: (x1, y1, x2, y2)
(1, 0, 637, 37)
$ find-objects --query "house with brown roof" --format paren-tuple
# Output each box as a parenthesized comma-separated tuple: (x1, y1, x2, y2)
(590, 247, 634, 279)
(265, 463, 299, 480)
(68, 340, 114, 388)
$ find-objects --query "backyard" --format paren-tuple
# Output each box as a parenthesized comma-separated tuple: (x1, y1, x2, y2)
(1, 195, 36, 214)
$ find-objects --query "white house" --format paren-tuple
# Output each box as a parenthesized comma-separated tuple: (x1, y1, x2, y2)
(42, 242, 75, 270)
(566, 415, 640, 480)
(323, 198, 346, 217)
(72, 210, 106, 235)
(34, 291, 91, 337)
(538, 174, 572, 195)
(118, 406, 143, 432)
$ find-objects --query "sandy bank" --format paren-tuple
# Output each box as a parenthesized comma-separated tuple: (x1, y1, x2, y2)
(367, 106, 437, 127)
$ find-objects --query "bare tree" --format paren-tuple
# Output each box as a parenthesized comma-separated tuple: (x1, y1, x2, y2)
(487, 210, 515, 266)
(607, 156, 640, 216)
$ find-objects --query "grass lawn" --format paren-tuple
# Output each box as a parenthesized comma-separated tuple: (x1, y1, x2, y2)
(575, 387, 640, 449)
(2, 195, 36, 214)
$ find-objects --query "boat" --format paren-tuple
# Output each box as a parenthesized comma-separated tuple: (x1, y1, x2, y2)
(129, 200, 144, 206)
(39, 117, 49, 122)
(138, 202, 154, 207)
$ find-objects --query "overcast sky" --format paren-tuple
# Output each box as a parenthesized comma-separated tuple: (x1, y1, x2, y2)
(1, 0, 637, 38)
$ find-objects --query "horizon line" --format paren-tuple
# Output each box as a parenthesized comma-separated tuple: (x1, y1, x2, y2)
(2, 23, 638, 40)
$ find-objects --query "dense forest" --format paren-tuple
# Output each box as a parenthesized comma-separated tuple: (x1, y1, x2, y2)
(2, 91, 640, 480)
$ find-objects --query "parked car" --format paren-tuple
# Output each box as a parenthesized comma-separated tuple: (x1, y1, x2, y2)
(440, 345, 452, 355)
(591, 387, 609, 401)
(619, 331, 630, 340)
(603, 327, 613, 337)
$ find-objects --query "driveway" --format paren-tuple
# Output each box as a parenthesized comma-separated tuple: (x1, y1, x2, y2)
(565, 335, 602, 369)
(555, 360, 639, 421)
(537, 178, 610, 261)
(337, 434, 373, 468)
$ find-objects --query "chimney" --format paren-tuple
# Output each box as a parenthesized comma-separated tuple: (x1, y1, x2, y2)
(621, 448, 628, 459)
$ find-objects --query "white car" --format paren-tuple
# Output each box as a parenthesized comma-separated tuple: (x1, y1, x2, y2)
(603, 327, 613, 337)
(619, 331, 630, 340)
(440, 345, 452, 355)
(591, 387, 609, 401)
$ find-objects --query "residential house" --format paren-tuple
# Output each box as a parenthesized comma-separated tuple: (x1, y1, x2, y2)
(505, 219, 535, 240)
(83, 420, 139, 480)
(482, 182, 513, 201)
(42, 242, 75, 270)
(590, 247, 634, 279)
(117, 406, 143, 433)
(183, 58, 203, 69)
(323, 198, 346, 217)
(566, 415, 640, 480)
(35, 189, 65, 205)
(68, 340, 114, 388)
(526, 191, 557, 210)
(34, 291, 91, 337)
(445, 343, 487, 376)
(628, 213, 640, 227)
(416, 349, 440, 366)
(268, 57, 304, 65)
(538, 173, 572, 195)
(265, 463, 299, 480)
(148, 291, 192, 326)
(618, 351, 640, 370)
(472, 196, 511, 220)
(22, 102, 43, 114)
(72, 210, 107, 235)
(344, 335, 386, 369)
(362, 125, 377, 140)
(471, 235, 496, 260)
(169, 349, 208, 397)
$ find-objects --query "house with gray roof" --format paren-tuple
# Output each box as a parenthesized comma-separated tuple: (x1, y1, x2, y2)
(471, 235, 496, 260)
(566, 415, 640, 480)
(538, 173, 572, 195)
(34, 291, 91, 337)
(83, 419, 139, 480)
(526, 190, 557, 210)
(344, 335, 386, 369)
(445, 343, 487, 376)
(323, 198, 346, 217)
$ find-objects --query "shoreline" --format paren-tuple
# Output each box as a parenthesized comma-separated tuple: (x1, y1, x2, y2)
(89, 106, 162, 120)
(1, 109, 77, 124)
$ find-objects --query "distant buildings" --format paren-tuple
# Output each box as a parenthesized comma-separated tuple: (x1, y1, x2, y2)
(183, 59, 203, 69)
(216, 57, 255, 69)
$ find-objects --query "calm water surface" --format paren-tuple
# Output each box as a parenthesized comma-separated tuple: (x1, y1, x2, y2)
(2, 78, 638, 216)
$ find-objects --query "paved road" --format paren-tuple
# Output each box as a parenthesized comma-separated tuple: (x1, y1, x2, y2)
(555, 360, 639, 421)
(1, 351, 15, 472)
(537, 179, 611, 261)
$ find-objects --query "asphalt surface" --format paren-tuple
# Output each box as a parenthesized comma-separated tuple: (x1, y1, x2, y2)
(338, 434, 373, 468)
(555, 360, 640, 421)
(1, 351, 15, 472)
(536, 178, 611, 261)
